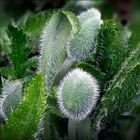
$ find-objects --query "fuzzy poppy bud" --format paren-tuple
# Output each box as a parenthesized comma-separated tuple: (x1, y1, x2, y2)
(67, 8, 103, 61)
(57, 68, 100, 121)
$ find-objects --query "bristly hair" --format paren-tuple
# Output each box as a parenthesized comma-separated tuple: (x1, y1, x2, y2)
(38, 10, 80, 95)
(66, 8, 103, 61)
(56, 68, 100, 121)
(38, 11, 69, 94)
(0, 80, 22, 120)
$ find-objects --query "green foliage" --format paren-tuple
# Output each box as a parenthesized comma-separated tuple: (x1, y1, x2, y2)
(24, 11, 54, 36)
(0, 75, 2, 95)
(0, 25, 37, 79)
(0, 4, 140, 140)
(43, 111, 67, 140)
(95, 20, 127, 79)
(91, 45, 140, 137)
(0, 67, 15, 79)
(42, 87, 68, 140)
(0, 80, 22, 120)
(0, 26, 10, 54)
(77, 118, 91, 140)
(0, 74, 46, 140)
(8, 25, 30, 74)
(124, 100, 140, 140)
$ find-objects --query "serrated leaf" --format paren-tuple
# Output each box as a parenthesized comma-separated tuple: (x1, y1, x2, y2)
(108, 45, 140, 90)
(22, 56, 38, 70)
(39, 10, 80, 94)
(0, 74, 46, 140)
(91, 46, 140, 138)
(7, 25, 36, 78)
(124, 101, 140, 140)
(0, 80, 22, 120)
(7, 25, 32, 78)
(95, 20, 127, 78)
(43, 111, 63, 140)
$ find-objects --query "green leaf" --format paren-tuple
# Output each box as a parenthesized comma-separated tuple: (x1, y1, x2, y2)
(22, 56, 38, 70)
(95, 20, 127, 79)
(0, 67, 15, 79)
(77, 119, 91, 140)
(24, 11, 54, 36)
(108, 45, 140, 90)
(42, 111, 64, 140)
(123, 101, 140, 140)
(0, 75, 2, 95)
(0, 73, 46, 140)
(7, 25, 31, 78)
(4, 25, 37, 78)
(91, 46, 140, 138)
(0, 80, 22, 120)
(47, 95, 64, 117)
(39, 10, 80, 94)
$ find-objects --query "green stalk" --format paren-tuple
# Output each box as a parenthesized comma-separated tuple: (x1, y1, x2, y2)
(52, 56, 75, 86)
(68, 119, 77, 140)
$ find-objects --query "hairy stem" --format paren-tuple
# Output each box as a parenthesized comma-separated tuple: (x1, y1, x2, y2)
(68, 119, 77, 140)
(52, 56, 75, 86)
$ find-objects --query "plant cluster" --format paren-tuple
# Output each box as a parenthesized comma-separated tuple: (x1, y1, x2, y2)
(0, 4, 140, 140)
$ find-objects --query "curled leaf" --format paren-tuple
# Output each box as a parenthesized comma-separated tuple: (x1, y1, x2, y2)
(39, 10, 80, 94)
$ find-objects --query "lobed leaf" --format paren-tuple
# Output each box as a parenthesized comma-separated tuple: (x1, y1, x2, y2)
(95, 20, 127, 79)
(7, 25, 32, 78)
(91, 46, 140, 138)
